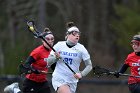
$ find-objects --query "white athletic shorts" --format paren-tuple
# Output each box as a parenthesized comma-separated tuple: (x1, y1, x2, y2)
(52, 76, 77, 93)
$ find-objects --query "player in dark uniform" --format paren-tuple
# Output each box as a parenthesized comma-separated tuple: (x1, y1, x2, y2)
(4, 28, 55, 93)
(115, 34, 140, 93)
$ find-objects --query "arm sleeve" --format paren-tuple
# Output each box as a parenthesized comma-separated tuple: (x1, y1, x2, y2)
(81, 58, 93, 76)
(118, 55, 129, 73)
(24, 56, 41, 74)
(118, 64, 129, 73)
(24, 56, 36, 68)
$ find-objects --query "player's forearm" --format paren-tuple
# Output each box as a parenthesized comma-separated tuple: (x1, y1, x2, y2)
(24, 56, 35, 68)
(118, 64, 128, 73)
(81, 59, 93, 76)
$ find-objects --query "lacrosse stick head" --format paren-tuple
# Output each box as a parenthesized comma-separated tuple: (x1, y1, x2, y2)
(27, 21, 35, 31)
(93, 65, 110, 77)
(27, 21, 40, 38)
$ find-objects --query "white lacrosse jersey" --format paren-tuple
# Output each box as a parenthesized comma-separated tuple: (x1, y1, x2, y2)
(50, 41, 90, 83)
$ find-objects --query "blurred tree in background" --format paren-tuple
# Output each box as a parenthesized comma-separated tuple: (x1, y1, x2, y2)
(111, 0, 140, 68)
(0, 0, 140, 76)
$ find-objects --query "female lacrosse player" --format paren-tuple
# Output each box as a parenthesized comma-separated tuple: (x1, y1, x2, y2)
(4, 28, 55, 93)
(22, 28, 55, 93)
(46, 22, 93, 93)
(115, 34, 140, 93)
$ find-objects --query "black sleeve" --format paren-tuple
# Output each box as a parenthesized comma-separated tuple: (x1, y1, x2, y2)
(24, 56, 41, 74)
(24, 56, 36, 68)
(118, 64, 129, 73)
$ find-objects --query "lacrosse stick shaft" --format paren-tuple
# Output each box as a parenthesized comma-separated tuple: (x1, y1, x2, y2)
(109, 72, 140, 78)
(119, 73, 140, 78)
(40, 71, 53, 74)
(93, 66, 140, 78)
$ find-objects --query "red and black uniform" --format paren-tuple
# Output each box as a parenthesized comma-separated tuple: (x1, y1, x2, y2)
(125, 52, 140, 84)
(22, 45, 51, 93)
(118, 52, 140, 93)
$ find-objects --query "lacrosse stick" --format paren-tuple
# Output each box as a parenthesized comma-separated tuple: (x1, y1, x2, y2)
(26, 20, 76, 74)
(93, 65, 140, 78)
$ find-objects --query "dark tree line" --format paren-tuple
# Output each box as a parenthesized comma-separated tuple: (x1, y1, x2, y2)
(0, 0, 140, 75)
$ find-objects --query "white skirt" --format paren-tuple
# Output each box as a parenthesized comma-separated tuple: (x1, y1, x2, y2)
(52, 75, 77, 93)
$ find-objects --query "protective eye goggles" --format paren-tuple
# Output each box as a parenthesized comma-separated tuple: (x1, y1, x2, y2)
(68, 31, 81, 36)
(131, 40, 140, 46)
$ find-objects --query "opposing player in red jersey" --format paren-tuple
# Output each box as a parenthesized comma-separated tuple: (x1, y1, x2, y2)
(22, 28, 55, 93)
(114, 34, 140, 93)
(4, 27, 55, 93)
